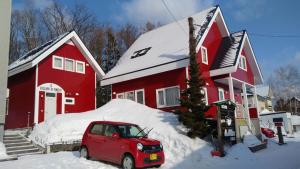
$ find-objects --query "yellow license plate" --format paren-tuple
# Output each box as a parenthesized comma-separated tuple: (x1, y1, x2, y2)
(150, 154, 157, 160)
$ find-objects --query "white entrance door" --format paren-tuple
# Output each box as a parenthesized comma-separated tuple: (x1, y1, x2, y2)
(44, 92, 57, 120)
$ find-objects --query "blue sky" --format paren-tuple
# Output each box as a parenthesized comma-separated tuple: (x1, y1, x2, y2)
(13, 0, 300, 83)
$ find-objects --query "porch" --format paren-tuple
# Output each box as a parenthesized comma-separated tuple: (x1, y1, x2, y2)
(214, 74, 261, 141)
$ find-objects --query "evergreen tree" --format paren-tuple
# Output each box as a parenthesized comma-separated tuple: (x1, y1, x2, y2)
(102, 29, 121, 73)
(177, 17, 208, 138)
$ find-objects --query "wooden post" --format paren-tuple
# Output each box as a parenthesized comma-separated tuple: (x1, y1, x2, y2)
(217, 107, 224, 156)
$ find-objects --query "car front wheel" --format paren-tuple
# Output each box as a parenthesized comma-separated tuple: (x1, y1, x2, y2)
(122, 154, 135, 169)
(80, 146, 89, 159)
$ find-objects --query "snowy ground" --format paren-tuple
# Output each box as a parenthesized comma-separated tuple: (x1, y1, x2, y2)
(0, 142, 8, 160)
(1, 100, 300, 169)
(1, 135, 300, 169)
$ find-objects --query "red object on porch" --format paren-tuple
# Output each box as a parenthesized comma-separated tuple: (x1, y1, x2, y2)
(211, 150, 222, 157)
(249, 108, 258, 118)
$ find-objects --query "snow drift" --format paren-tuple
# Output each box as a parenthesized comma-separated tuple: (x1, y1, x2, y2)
(30, 99, 213, 168)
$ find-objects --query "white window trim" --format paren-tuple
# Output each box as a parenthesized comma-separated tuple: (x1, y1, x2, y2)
(65, 58, 75, 72)
(135, 89, 145, 105)
(156, 85, 180, 108)
(52, 55, 64, 70)
(201, 46, 208, 65)
(239, 55, 247, 71)
(218, 88, 225, 101)
(202, 87, 208, 105)
(116, 93, 125, 99)
(76, 60, 85, 74)
(125, 91, 135, 101)
(65, 97, 75, 105)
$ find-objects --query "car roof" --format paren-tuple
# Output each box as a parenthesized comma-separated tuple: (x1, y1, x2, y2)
(91, 121, 136, 126)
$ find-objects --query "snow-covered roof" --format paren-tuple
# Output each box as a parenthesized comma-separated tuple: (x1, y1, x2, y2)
(9, 32, 69, 71)
(8, 31, 105, 77)
(211, 31, 245, 70)
(210, 31, 264, 84)
(101, 7, 218, 86)
(255, 85, 271, 98)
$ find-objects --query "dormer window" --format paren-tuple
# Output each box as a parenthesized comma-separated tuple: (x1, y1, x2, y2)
(239, 55, 247, 71)
(201, 46, 208, 65)
(131, 47, 151, 59)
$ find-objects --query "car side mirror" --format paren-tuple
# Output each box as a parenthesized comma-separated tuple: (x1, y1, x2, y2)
(112, 132, 120, 139)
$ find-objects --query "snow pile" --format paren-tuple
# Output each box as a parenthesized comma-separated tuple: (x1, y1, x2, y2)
(0, 142, 8, 159)
(291, 115, 300, 125)
(243, 131, 262, 147)
(30, 99, 212, 168)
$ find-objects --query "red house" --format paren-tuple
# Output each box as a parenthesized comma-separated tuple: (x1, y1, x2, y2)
(101, 6, 263, 139)
(6, 31, 105, 129)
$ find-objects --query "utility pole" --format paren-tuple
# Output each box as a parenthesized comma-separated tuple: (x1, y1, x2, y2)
(0, 0, 12, 142)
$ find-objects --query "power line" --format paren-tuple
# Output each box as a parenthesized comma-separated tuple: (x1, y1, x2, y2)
(248, 33, 300, 39)
(160, 0, 187, 34)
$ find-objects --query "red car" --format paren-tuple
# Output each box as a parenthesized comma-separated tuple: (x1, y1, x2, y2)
(261, 128, 275, 138)
(80, 121, 165, 169)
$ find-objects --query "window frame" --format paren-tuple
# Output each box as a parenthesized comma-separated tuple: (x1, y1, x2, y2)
(65, 97, 75, 105)
(156, 85, 180, 108)
(239, 55, 247, 71)
(201, 46, 208, 65)
(218, 88, 225, 101)
(52, 55, 64, 70)
(201, 87, 208, 105)
(125, 91, 135, 101)
(76, 60, 85, 74)
(135, 89, 145, 105)
(64, 58, 75, 72)
(116, 93, 125, 99)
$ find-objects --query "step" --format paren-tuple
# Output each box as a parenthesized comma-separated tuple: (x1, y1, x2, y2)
(7, 148, 40, 155)
(4, 134, 20, 137)
(5, 142, 32, 148)
(17, 151, 44, 157)
(6, 145, 36, 151)
(3, 139, 29, 144)
(4, 137, 24, 141)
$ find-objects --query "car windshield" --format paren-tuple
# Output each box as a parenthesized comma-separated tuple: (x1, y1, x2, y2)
(116, 125, 146, 138)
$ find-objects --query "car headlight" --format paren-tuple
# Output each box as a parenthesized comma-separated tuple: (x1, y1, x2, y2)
(137, 143, 143, 151)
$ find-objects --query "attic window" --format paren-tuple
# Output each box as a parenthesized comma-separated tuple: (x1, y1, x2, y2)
(131, 47, 151, 59)
(239, 55, 247, 71)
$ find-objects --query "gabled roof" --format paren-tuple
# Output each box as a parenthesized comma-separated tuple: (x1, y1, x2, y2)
(211, 31, 245, 70)
(8, 31, 105, 77)
(210, 31, 264, 84)
(101, 6, 223, 86)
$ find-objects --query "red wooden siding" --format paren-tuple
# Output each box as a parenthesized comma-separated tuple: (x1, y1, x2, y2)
(6, 68, 36, 129)
(57, 92, 62, 114)
(231, 49, 255, 85)
(38, 43, 96, 113)
(38, 91, 45, 123)
(112, 68, 187, 111)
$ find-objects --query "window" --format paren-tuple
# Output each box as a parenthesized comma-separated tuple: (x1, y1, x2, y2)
(53, 56, 63, 70)
(218, 88, 225, 101)
(201, 87, 208, 105)
(201, 46, 208, 65)
(125, 91, 135, 101)
(104, 125, 117, 137)
(76, 61, 85, 74)
(239, 55, 247, 71)
(90, 124, 104, 135)
(156, 86, 180, 108)
(116, 93, 124, 99)
(65, 97, 75, 105)
(65, 58, 75, 72)
(135, 89, 145, 104)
